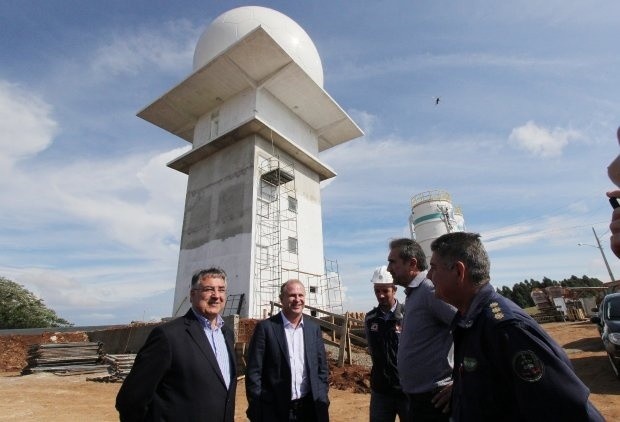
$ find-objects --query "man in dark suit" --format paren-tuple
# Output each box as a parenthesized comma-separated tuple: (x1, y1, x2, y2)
(246, 279, 330, 422)
(115, 268, 237, 422)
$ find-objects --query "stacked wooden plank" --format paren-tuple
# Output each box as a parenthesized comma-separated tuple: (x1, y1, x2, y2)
(23, 342, 108, 375)
(103, 354, 136, 379)
(532, 310, 565, 324)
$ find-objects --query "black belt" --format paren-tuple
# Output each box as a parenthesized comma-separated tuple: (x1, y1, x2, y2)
(290, 395, 311, 411)
(408, 387, 442, 400)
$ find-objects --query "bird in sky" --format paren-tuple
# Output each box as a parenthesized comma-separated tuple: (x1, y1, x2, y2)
(433, 96, 441, 105)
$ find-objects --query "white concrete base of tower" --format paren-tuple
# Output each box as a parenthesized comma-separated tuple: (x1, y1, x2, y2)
(171, 134, 329, 318)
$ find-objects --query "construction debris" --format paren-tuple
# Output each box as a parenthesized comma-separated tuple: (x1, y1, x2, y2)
(103, 354, 136, 378)
(23, 342, 106, 375)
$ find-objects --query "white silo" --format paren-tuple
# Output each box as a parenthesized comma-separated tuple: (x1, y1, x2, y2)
(408, 190, 466, 262)
(453, 206, 466, 232)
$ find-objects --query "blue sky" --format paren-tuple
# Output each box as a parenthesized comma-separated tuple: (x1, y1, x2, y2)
(1, 1, 620, 325)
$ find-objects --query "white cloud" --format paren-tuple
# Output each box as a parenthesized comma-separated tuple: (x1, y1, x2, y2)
(508, 121, 581, 157)
(346, 109, 376, 136)
(0, 80, 57, 165)
(48, 148, 188, 257)
(331, 52, 580, 83)
(6, 266, 174, 321)
(0, 144, 188, 323)
(138, 147, 191, 213)
(91, 19, 200, 76)
(483, 225, 549, 251)
(1, 145, 187, 254)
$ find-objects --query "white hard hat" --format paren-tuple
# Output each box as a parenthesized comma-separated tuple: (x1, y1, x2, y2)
(370, 266, 393, 284)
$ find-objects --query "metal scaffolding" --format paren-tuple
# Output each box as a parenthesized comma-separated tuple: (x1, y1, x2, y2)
(253, 157, 300, 318)
(252, 156, 344, 318)
(322, 258, 344, 314)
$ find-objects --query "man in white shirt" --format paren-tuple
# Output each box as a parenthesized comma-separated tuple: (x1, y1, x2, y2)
(246, 279, 329, 422)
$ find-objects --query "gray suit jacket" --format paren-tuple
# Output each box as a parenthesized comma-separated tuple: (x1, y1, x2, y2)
(245, 312, 329, 422)
(115, 309, 237, 421)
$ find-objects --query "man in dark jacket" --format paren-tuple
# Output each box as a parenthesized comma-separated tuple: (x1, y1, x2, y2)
(427, 232, 604, 421)
(115, 268, 237, 422)
(365, 266, 408, 422)
(246, 279, 329, 422)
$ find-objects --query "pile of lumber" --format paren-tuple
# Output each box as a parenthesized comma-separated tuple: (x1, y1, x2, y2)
(103, 354, 136, 378)
(532, 309, 565, 324)
(87, 354, 136, 383)
(23, 342, 108, 375)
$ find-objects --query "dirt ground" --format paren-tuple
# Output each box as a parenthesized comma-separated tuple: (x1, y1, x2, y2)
(0, 321, 618, 421)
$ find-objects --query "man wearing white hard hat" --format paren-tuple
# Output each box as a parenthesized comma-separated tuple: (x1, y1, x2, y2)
(364, 266, 408, 422)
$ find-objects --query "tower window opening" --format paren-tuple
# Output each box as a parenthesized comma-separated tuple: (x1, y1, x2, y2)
(287, 237, 298, 254)
(210, 110, 219, 139)
(259, 180, 276, 202)
(288, 196, 297, 213)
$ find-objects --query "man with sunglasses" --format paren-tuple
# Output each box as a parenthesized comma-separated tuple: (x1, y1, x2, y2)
(116, 267, 237, 421)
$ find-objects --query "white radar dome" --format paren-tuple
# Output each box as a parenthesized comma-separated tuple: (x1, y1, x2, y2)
(193, 6, 324, 87)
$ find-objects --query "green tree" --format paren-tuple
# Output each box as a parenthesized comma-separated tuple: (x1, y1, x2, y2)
(541, 277, 557, 288)
(497, 286, 514, 302)
(496, 275, 605, 308)
(0, 276, 72, 329)
(510, 281, 535, 308)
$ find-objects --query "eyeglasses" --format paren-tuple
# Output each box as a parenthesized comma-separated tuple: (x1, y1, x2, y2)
(192, 286, 226, 295)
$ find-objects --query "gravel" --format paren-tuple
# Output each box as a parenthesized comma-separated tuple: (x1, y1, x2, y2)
(324, 343, 372, 368)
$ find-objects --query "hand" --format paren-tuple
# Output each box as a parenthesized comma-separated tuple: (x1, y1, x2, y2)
(607, 190, 620, 259)
(431, 382, 452, 414)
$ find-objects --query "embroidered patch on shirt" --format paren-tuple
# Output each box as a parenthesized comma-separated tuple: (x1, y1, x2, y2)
(512, 350, 544, 382)
(370, 322, 379, 332)
(463, 357, 478, 372)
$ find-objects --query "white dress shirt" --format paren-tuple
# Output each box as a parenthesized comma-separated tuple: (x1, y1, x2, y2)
(281, 312, 309, 400)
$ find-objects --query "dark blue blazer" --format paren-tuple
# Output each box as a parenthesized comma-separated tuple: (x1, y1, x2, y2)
(115, 309, 237, 421)
(245, 312, 329, 422)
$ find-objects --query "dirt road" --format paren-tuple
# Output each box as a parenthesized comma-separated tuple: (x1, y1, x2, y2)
(0, 321, 618, 421)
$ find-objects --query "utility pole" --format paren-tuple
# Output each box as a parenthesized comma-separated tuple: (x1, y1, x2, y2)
(591, 226, 616, 282)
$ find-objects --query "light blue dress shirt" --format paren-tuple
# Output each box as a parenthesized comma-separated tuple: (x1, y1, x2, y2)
(192, 308, 231, 389)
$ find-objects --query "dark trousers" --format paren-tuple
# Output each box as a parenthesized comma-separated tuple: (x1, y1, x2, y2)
(406, 391, 449, 422)
(370, 390, 409, 422)
(289, 394, 316, 422)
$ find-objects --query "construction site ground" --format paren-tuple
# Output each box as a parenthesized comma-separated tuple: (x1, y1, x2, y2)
(0, 321, 619, 421)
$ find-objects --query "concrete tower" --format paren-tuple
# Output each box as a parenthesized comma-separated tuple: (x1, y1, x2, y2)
(138, 7, 362, 318)
(409, 190, 466, 262)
